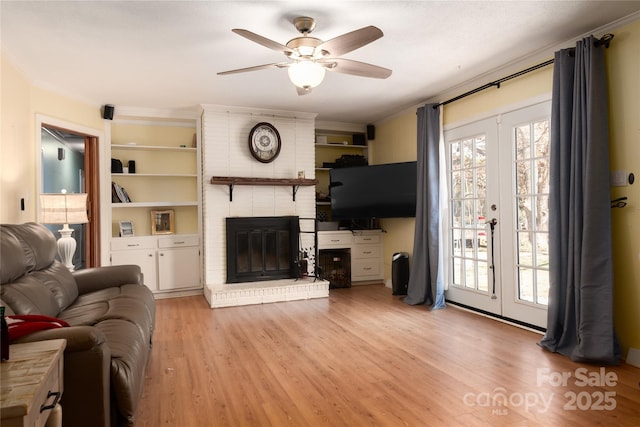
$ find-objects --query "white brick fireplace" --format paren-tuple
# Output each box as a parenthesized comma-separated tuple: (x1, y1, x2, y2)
(201, 105, 329, 307)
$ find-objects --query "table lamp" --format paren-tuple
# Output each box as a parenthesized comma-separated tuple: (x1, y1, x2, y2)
(40, 193, 88, 271)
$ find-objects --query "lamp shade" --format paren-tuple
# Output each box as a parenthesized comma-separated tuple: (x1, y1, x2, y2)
(40, 193, 88, 225)
(287, 61, 326, 89)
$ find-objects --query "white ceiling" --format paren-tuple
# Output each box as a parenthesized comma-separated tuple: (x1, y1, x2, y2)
(2, 1, 640, 124)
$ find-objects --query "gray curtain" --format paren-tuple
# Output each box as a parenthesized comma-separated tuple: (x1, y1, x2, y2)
(404, 104, 445, 308)
(539, 36, 620, 364)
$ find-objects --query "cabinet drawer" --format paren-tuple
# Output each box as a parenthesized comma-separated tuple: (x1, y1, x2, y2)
(352, 245, 381, 259)
(158, 235, 199, 248)
(317, 232, 352, 247)
(354, 234, 381, 244)
(111, 237, 155, 251)
(352, 260, 382, 279)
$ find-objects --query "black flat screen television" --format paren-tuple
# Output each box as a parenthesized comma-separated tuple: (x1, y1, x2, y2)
(330, 161, 417, 220)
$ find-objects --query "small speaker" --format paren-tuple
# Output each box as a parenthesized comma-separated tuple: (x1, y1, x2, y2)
(102, 104, 115, 120)
(128, 160, 136, 174)
(366, 124, 375, 140)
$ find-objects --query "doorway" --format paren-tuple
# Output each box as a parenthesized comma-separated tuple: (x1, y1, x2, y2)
(40, 124, 101, 268)
(443, 101, 551, 329)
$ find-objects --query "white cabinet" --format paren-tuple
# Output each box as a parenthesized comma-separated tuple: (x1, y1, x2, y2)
(111, 235, 201, 294)
(352, 233, 383, 282)
(317, 230, 384, 284)
(157, 236, 200, 290)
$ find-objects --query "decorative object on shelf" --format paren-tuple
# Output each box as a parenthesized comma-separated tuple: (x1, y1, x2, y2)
(353, 133, 366, 146)
(335, 154, 367, 168)
(111, 182, 132, 202)
(40, 193, 88, 271)
(127, 160, 136, 173)
(248, 122, 281, 163)
(119, 220, 134, 237)
(111, 158, 123, 173)
(151, 209, 175, 235)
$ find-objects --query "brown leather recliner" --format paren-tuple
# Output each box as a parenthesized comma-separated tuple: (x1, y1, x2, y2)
(0, 222, 155, 427)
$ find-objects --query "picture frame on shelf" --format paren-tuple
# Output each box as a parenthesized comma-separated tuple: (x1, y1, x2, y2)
(119, 220, 135, 237)
(151, 209, 175, 235)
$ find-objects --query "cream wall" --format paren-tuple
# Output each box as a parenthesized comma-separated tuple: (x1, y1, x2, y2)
(1, 55, 105, 224)
(606, 19, 640, 359)
(373, 20, 640, 357)
(368, 112, 418, 284)
(1, 57, 35, 223)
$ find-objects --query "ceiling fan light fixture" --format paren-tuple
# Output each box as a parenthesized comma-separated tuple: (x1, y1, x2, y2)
(287, 61, 326, 89)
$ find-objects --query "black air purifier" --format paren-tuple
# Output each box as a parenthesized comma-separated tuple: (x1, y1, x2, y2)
(392, 252, 409, 295)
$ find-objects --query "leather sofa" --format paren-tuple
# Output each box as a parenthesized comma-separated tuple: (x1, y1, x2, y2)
(0, 222, 155, 427)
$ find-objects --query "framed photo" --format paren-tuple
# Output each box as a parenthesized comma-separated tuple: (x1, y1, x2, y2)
(119, 220, 135, 237)
(151, 209, 175, 235)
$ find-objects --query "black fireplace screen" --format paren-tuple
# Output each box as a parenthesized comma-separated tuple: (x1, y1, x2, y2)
(226, 216, 299, 283)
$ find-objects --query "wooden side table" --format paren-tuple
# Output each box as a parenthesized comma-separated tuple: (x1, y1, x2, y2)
(1, 339, 66, 427)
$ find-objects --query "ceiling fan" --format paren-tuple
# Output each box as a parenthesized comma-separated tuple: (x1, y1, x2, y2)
(217, 16, 392, 95)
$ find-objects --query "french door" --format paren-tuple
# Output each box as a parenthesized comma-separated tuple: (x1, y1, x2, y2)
(443, 101, 551, 328)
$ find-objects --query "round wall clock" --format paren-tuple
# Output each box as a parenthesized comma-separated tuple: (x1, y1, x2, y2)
(248, 122, 281, 163)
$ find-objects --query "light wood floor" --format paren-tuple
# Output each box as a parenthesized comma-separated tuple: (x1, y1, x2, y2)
(135, 284, 640, 426)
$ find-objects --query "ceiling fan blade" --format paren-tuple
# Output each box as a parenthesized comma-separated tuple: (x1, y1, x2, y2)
(317, 26, 383, 57)
(217, 63, 288, 75)
(322, 58, 392, 79)
(232, 29, 294, 54)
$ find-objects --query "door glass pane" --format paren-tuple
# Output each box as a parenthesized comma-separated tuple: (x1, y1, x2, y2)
(516, 125, 531, 160)
(536, 269, 550, 305)
(518, 267, 534, 302)
(449, 134, 488, 294)
(453, 257, 463, 286)
(513, 119, 550, 307)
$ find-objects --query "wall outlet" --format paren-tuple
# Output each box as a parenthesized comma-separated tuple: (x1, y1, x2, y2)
(611, 170, 628, 187)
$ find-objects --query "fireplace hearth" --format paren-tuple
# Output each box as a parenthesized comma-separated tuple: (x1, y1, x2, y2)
(226, 216, 299, 284)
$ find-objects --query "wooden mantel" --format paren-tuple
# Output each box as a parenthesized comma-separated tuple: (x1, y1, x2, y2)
(210, 176, 318, 201)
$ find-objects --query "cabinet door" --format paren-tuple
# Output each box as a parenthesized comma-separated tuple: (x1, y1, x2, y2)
(157, 247, 200, 290)
(111, 250, 158, 291)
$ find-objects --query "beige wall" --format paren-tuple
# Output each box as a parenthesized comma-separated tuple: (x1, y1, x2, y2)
(373, 20, 640, 357)
(1, 56, 105, 224)
(606, 19, 640, 359)
(368, 112, 417, 283)
(1, 57, 34, 223)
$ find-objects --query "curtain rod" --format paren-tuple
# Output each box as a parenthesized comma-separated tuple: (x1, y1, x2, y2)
(433, 33, 614, 109)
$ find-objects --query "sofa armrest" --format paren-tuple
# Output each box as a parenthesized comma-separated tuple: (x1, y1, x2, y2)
(72, 264, 143, 295)
(12, 325, 106, 352)
(13, 326, 112, 427)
